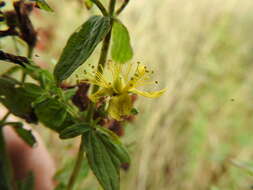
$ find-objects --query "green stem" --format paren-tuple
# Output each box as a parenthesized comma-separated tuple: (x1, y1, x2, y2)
(116, 0, 130, 15)
(90, 0, 108, 16)
(66, 136, 85, 190)
(108, 0, 116, 15)
(92, 0, 115, 93)
(66, 1, 117, 189)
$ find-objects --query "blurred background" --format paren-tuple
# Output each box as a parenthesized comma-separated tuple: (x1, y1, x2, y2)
(2, 0, 253, 189)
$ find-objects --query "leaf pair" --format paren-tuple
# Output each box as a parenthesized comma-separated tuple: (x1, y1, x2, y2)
(84, 128, 130, 190)
(59, 122, 130, 190)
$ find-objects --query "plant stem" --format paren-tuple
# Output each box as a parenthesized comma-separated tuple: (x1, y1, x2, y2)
(116, 0, 130, 15)
(90, 0, 108, 16)
(66, 1, 117, 189)
(108, 0, 116, 15)
(93, 0, 116, 92)
(66, 136, 85, 190)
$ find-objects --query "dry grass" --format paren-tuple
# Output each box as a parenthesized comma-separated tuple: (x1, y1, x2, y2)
(119, 0, 253, 190)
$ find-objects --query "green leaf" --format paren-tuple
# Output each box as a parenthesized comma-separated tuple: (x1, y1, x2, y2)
(15, 127, 36, 147)
(17, 172, 35, 190)
(29, 0, 53, 12)
(0, 77, 37, 123)
(54, 16, 111, 82)
(111, 20, 133, 63)
(59, 123, 90, 139)
(97, 127, 130, 164)
(34, 98, 74, 132)
(3, 122, 37, 147)
(84, 130, 130, 190)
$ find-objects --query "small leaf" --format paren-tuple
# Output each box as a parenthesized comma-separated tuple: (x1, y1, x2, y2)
(3, 122, 37, 147)
(111, 20, 133, 63)
(84, 130, 130, 190)
(14, 125, 36, 147)
(59, 123, 90, 139)
(29, 0, 53, 12)
(54, 16, 111, 82)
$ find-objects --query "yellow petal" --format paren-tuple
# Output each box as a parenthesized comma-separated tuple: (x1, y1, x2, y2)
(130, 88, 166, 98)
(89, 88, 113, 102)
(108, 94, 133, 121)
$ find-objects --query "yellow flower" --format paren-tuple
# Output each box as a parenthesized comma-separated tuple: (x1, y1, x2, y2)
(82, 61, 166, 120)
